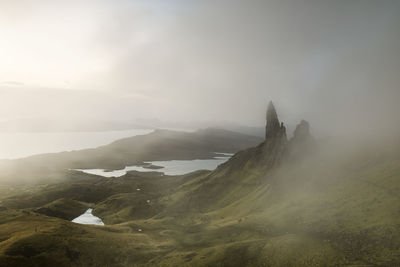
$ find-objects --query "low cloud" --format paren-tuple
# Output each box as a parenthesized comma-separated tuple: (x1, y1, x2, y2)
(0, 0, 399, 136)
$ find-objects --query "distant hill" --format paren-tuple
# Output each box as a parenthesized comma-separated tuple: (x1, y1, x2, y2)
(0, 118, 265, 137)
(0, 128, 263, 184)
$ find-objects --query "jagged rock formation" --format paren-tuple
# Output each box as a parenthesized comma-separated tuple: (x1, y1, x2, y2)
(265, 101, 282, 139)
(263, 101, 288, 167)
(287, 119, 315, 159)
(263, 101, 313, 167)
(167, 102, 314, 212)
(292, 120, 311, 143)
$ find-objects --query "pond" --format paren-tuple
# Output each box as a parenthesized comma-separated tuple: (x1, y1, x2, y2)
(75, 153, 233, 177)
(71, 208, 104, 226)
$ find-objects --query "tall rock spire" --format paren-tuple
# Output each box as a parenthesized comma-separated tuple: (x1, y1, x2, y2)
(262, 101, 287, 168)
(265, 101, 281, 139)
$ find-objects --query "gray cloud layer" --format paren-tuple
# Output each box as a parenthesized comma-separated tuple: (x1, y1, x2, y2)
(1, 0, 399, 136)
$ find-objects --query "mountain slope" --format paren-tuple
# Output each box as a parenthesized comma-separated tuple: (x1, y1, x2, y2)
(1, 104, 400, 266)
(2, 135, 399, 266)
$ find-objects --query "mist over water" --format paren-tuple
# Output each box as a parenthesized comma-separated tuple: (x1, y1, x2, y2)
(0, 129, 152, 159)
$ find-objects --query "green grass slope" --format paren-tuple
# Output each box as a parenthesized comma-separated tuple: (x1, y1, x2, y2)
(154, 141, 400, 266)
(1, 140, 400, 266)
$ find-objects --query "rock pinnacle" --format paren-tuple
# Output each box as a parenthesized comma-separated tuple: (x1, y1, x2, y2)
(265, 101, 282, 139)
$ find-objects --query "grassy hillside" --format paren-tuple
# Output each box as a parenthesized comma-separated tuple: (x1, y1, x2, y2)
(1, 138, 400, 266)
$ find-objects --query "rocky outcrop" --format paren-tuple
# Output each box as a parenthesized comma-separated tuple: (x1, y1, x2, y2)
(265, 101, 282, 139)
(263, 102, 314, 167)
(287, 119, 315, 159)
(292, 120, 312, 143)
(262, 101, 288, 168)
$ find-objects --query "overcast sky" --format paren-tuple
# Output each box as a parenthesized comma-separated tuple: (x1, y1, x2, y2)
(0, 0, 399, 135)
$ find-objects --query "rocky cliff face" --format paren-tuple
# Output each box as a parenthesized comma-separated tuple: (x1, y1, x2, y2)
(263, 102, 314, 167)
(160, 101, 314, 213)
(287, 119, 315, 160)
(291, 120, 312, 143)
(262, 101, 288, 168)
(265, 101, 282, 139)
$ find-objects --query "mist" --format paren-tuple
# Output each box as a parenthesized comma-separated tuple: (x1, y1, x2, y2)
(1, 2, 400, 265)
(0, 0, 399, 138)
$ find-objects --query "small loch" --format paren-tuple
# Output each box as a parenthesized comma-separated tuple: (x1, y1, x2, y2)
(75, 153, 233, 177)
(72, 208, 104, 226)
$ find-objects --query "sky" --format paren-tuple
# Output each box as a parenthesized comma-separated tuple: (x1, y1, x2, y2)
(0, 0, 399, 136)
